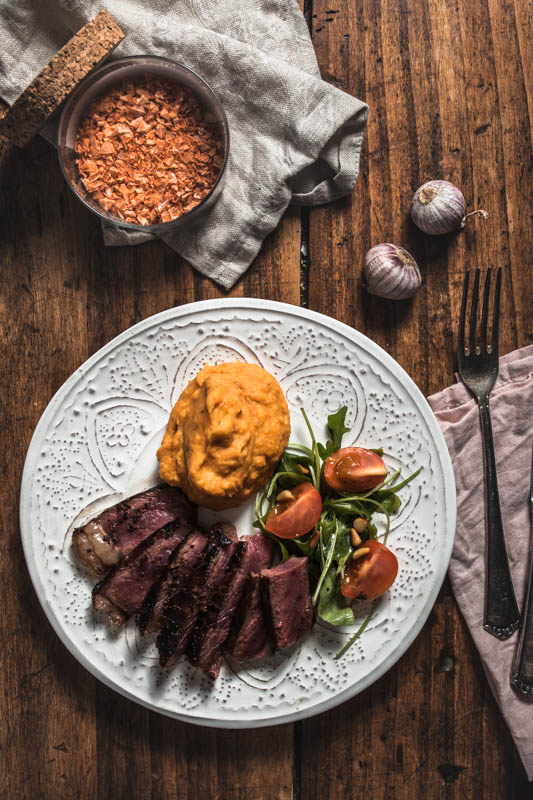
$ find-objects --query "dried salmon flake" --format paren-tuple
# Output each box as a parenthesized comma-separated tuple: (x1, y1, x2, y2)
(99, 141, 115, 154)
(74, 78, 224, 225)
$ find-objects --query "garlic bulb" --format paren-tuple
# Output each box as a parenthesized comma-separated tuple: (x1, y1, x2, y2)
(411, 179, 488, 235)
(364, 244, 421, 300)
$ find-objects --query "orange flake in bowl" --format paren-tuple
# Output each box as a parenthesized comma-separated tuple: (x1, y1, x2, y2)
(74, 77, 225, 226)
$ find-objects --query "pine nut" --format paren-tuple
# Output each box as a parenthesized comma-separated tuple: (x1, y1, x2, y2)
(352, 547, 371, 560)
(350, 528, 362, 547)
(353, 517, 369, 534)
(276, 489, 294, 502)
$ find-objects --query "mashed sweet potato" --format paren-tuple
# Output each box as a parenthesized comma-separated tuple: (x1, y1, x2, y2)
(157, 362, 290, 509)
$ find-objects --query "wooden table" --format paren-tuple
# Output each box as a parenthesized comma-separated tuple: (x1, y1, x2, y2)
(1, 1, 531, 797)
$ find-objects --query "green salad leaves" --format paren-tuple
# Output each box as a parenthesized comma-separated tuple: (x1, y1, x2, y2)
(254, 407, 421, 657)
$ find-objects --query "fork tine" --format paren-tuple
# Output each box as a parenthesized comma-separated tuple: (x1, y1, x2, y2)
(491, 267, 502, 357)
(480, 267, 492, 353)
(458, 270, 469, 355)
(469, 269, 480, 354)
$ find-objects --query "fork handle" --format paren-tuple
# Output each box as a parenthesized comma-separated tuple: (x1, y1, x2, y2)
(479, 398, 521, 638)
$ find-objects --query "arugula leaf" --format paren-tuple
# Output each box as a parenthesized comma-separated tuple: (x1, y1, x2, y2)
(335, 547, 353, 579)
(372, 491, 402, 514)
(364, 521, 378, 541)
(301, 409, 322, 490)
(374, 467, 421, 496)
(266, 470, 307, 499)
(327, 407, 350, 449)
(281, 452, 312, 472)
(312, 516, 346, 605)
(335, 602, 378, 658)
(317, 406, 350, 460)
(292, 538, 315, 556)
(323, 498, 367, 519)
(286, 443, 314, 459)
(278, 539, 290, 562)
(332, 525, 352, 572)
(317, 568, 355, 627)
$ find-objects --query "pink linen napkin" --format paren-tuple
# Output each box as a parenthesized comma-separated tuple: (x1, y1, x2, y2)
(428, 344, 533, 780)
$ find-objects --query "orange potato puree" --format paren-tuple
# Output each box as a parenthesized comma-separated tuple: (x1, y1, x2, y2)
(157, 362, 290, 509)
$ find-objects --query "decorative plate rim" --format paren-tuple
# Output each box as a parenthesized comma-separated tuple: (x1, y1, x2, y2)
(19, 298, 456, 729)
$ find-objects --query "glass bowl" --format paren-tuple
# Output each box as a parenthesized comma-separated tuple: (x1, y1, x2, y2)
(57, 55, 229, 233)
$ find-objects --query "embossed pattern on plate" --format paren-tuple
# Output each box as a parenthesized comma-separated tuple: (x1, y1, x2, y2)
(20, 299, 456, 728)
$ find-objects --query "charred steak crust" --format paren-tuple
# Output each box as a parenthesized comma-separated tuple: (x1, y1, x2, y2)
(74, 479, 317, 679)
(260, 557, 314, 650)
(156, 522, 238, 668)
(188, 532, 276, 678)
(72, 485, 196, 576)
(136, 529, 209, 635)
(226, 573, 275, 663)
(91, 518, 194, 625)
(211, 524, 234, 547)
(186, 540, 247, 671)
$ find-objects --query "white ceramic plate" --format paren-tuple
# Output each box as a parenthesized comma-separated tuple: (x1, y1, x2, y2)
(20, 299, 455, 728)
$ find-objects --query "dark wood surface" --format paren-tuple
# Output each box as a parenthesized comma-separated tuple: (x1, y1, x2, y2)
(1, 1, 531, 797)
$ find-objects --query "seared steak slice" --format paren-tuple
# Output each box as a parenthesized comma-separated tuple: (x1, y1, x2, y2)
(72, 485, 196, 576)
(188, 532, 275, 678)
(261, 557, 314, 649)
(226, 573, 274, 663)
(157, 522, 238, 668)
(92, 519, 193, 625)
(137, 529, 209, 635)
(186, 540, 246, 677)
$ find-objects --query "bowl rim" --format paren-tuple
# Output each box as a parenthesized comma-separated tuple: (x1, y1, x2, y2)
(57, 54, 230, 233)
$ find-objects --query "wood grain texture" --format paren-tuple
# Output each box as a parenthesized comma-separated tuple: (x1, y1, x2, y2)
(305, 0, 531, 798)
(0, 135, 299, 799)
(0, 0, 531, 797)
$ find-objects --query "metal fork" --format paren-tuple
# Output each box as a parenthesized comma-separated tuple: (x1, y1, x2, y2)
(458, 268, 520, 639)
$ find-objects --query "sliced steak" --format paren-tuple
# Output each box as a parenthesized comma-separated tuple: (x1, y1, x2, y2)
(91, 519, 193, 625)
(137, 529, 209, 635)
(261, 557, 314, 649)
(188, 532, 275, 678)
(72, 485, 196, 576)
(157, 522, 238, 668)
(226, 573, 274, 663)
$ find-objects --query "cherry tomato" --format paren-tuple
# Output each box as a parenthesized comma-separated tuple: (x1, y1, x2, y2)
(324, 447, 387, 493)
(340, 539, 398, 600)
(265, 483, 322, 539)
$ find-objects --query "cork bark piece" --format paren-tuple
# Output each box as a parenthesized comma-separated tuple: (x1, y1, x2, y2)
(0, 10, 124, 149)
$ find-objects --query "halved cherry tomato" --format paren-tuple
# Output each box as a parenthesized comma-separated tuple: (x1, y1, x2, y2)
(265, 483, 322, 539)
(340, 539, 398, 600)
(324, 447, 387, 493)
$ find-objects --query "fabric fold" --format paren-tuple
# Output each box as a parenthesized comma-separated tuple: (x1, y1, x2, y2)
(0, 0, 368, 288)
(428, 344, 533, 780)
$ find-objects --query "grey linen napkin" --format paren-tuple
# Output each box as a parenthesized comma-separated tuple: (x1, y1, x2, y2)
(0, 0, 368, 289)
(428, 345, 533, 780)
